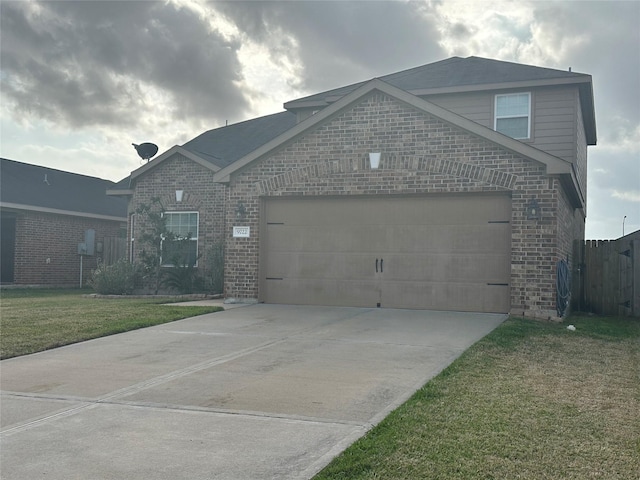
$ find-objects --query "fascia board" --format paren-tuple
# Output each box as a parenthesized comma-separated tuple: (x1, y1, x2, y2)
(106, 189, 134, 196)
(0, 202, 127, 222)
(214, 78, 573, 183)
(409, 76, 592, 97)
(130, 146, 219, 181)
(283, 99, 329, 109)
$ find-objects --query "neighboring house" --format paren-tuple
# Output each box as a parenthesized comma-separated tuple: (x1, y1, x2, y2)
(1, 158, 128, 286)
(110, 56, 596, 318)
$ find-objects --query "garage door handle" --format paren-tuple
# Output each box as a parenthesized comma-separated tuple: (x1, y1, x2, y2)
(376, 258, 379, 272)
(380, 258, 383, 273)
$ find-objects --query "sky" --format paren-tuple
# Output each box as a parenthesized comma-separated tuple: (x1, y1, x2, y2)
(1, 0, 638, 239)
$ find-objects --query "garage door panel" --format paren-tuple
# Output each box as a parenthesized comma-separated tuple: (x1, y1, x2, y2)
(382, 253, 510, 283)
(382, 282, 510, 312)
(390, 224, 510, 253)
(264, 278, 379, 307)
(265, 253, 376, 280)
(267, 225, 391, 253)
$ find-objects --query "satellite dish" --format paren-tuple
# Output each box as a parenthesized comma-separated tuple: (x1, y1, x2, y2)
(132, 142, 158, 162)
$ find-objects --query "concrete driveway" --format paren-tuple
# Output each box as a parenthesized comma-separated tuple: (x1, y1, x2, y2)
(1, 304, 505, 479)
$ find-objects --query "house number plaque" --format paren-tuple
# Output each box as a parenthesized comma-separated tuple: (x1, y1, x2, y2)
(233, 226, 250, 238)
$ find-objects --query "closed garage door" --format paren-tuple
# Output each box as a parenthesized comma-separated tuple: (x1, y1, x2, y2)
(260, 194, 511, 313)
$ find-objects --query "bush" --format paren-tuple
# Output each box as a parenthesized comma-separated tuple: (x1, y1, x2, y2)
(162, 263, 204, 294)
(90, 259, 138, 295)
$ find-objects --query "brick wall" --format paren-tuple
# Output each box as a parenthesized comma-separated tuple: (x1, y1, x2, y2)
(129, 154, 225, 292)
(12, 210, 124, 286)
(225, 91, 582, 317)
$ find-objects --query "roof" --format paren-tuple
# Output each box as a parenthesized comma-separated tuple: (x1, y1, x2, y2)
(113, 111, 297, 191)
(213, 78, 584, 208)
(182, 111, 297, 168)
(1, 158, 128, 220)
(285, 56, 596, 144)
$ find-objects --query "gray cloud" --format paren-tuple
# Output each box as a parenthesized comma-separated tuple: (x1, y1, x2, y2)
(214, 0, 444, 95)
(0, 0, 248, 128)
(531, 1, 640, 125)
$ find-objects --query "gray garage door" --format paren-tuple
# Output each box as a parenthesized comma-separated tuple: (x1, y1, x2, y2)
(260, 194, 511, 313)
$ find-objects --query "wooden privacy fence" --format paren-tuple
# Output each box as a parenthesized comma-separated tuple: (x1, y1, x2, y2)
(572, 237, 640, 316)
(101, 237, 127, 266)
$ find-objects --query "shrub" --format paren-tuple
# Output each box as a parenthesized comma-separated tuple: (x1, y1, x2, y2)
(90, 259, 138, 295)
(162, 263, 204, 294)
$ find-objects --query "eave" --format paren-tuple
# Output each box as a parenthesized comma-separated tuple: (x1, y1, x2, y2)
(0, 202, 127, 222)
(130, 145, 221, 182)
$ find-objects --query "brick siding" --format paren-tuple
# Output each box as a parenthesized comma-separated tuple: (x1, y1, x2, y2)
(129, 154, 225, 292)
(12, 211, 124, 286)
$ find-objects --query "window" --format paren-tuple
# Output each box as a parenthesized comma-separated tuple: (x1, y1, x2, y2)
(495, 92, 531, 139)
(162, 212, 199, 266)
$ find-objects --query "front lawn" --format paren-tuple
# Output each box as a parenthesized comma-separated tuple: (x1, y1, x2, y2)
(0, 289, 222, 359)
(315, 315, 640, 479)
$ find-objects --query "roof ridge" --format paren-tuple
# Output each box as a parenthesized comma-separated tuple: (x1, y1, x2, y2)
(0, 158, 117, 185)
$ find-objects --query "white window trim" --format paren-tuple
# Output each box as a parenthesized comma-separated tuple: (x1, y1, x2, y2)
(129, 213, 136, 263)
(494, 92, 531, 140)
(161, 211, 199, 267)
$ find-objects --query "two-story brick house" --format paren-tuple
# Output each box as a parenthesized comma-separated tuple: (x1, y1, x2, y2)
(111, 56, 596, 318)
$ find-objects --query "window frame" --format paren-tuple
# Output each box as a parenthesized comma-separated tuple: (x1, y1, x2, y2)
(494, 92, 532, 140)
(161, 211, 199, 267)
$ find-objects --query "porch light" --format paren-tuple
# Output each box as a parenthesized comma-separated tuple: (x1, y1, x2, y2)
(236, 201, 247, 220)
(369, 152, 381, 169)
(526, 198, 540, 220)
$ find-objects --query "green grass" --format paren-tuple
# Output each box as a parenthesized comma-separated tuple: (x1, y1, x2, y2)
(315, 315, 640, 480)
(0, 289, 222, 359)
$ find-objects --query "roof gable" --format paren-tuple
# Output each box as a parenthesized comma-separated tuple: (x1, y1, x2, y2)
(285, 56, 596, 145)
(130, 145, 219, 182)
(0, 158, 127, 220)
(213, 78, 583, 206)
(123, 111, 297, 185)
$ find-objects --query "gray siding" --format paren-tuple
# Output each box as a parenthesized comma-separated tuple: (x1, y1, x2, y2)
(575, 96, 588, 200)
(424, 86, 580, 164)
(532, 86, 577, 163)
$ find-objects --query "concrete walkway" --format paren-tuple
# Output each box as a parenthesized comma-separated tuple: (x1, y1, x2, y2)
(1, 304, 505, 479)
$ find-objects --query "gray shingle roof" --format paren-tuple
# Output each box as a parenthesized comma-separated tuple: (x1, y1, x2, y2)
(182, 111, 297, 169)
(285, 56, 591, 108)
(1, 158, 128, 218)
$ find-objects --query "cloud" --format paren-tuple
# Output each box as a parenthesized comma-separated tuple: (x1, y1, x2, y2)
(612, 190, 640, 203)
(212, 0, 444, 95)
(0, 0, 248, 129)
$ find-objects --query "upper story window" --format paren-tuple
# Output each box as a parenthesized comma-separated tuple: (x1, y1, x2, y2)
(162, 211, 199, 267)
(495, 92, 531, 139)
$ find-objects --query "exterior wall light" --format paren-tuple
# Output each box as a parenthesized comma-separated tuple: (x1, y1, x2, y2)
(369, 152, 381, 169)
(236, 201, 247, 220)
(526, 198, 540, 220)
